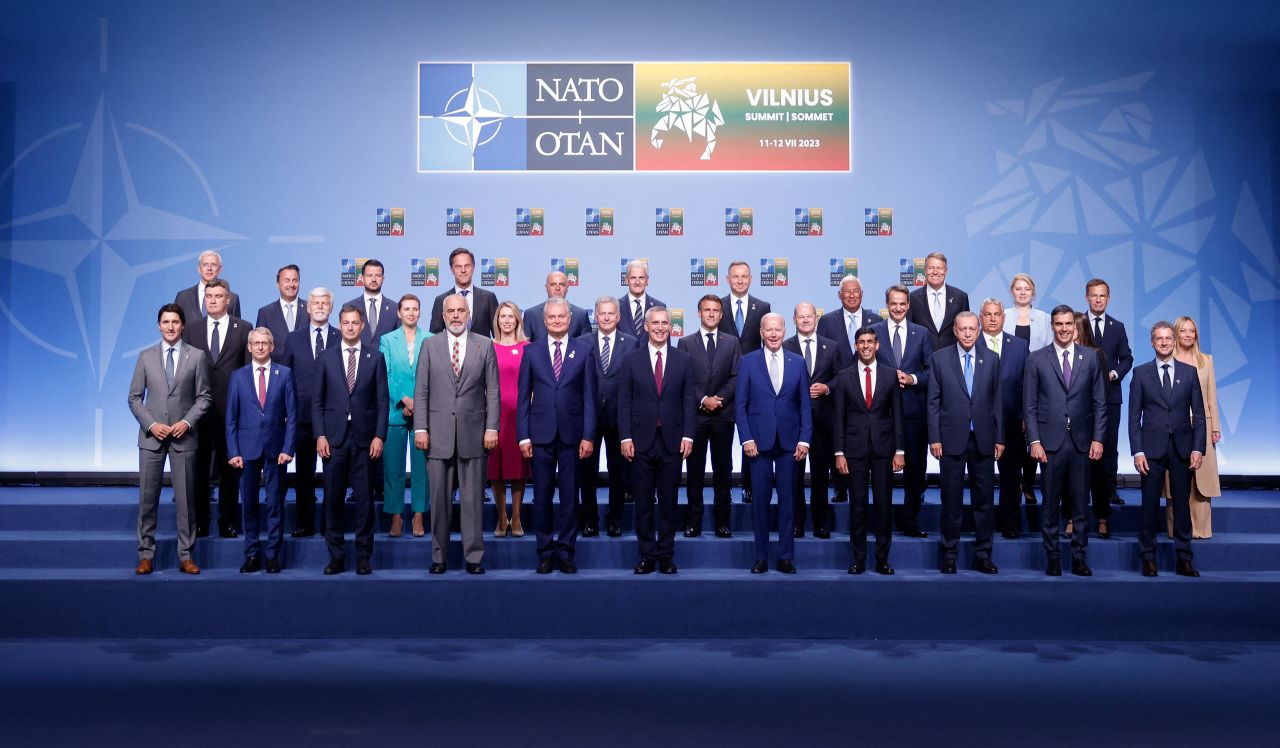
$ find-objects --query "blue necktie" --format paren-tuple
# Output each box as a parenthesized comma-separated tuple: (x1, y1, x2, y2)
(314, 328, 324, 359)
(600, 334, 611, 373)
(735, 299, 744, 333)
(963, 352, 973, 397)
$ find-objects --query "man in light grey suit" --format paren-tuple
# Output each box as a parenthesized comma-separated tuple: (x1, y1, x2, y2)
(413, 294, 501, 574)
(127, 303, 212, 575)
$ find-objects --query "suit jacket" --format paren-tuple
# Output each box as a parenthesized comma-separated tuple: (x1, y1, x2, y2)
(926, 344, 1002, 457)
(346, 293, 400, 346)
(313, 343, 389, 449)
(718, 294, 771, 353)
(1091, 313, 1133, 405)
(516, 335, 598, 446)
(175, 283, 241, 325)
(523, 301, 591, 342)
(677, 328, 741, 425)
(412, 332, 500, 460)
(225, 362, 298, 461)
(379, 326, 428, 426)
(428, 286, 499, 338)
(580, 329, 639, 431)
(832, 361, 904, 459)
(280, 324, 339, 426)
(817, 307, 884, 361)
(617, 344, 698, 453)
(182, 314, 250, 418)
(617, 293, 666, 337)
(1128, 358, 1207, 460)
(908, 284, 970, 352)
(871, 318, 931, 420)
(254, 299, 299, 362)
(127, 341, 213, 453)
(1023, 345, 1107, 453)
(1002, 307, 1052, 351)
(783, 333, 848, 433)
(978, 332, 1030, 425)
(735, 347, 813, 452)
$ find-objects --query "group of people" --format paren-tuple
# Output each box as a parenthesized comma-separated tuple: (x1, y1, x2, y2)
(128, 247, 1220, 578)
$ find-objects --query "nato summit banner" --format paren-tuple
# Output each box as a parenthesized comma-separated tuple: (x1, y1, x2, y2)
(418, 62, 850, 172)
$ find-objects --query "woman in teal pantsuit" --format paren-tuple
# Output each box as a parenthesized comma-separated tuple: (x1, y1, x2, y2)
(379, 294, 431, 537)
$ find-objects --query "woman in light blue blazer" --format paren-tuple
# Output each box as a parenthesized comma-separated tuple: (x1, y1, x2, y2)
(1003, 272, 1052, 351)
(379, 294, 431, 537)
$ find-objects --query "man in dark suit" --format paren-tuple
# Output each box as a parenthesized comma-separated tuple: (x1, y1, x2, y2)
(174, 249, 241, 323)
(523, 270, 591, 341)
(816, 275, 883, 363)
(785, 302, 848, 538)
(346, 258, 396, 501)
(578, 295, 638, 537)
(678, 294, 740, 538)
(719, 260, 771, 504)
(182, 278, 250, 538)
(616, 259, 666, 340)
(254, 264, 301, 362)
(428, 247, 500, 337)
(736, 313, 812, 574)
(1024, 305, 1107, 576)
(517, 297, 598, 574)
(1129, 321, 1206, 578)
(928, 311, 1003, 574)
(127, 304, 212, 575)
(314, 304, 389, 575)
(833, 327, 904, 575)
(909, 252, 970, 352)
(871, 285, 931, 537)
(977, 299, 1032, 539)
(619, 306, 697, 574)
(1085, 278, 1134, 509)
(225, 328, 298, 573)
(280, 287, 338, 537)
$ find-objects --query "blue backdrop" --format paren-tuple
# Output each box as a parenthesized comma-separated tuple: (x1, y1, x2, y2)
(2, 0, 1277, 472)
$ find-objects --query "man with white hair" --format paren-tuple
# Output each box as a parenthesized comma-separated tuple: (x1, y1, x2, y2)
(280, 287, 339, 536)
(616, 259, 666, 339)
(174, 249, 241, 322)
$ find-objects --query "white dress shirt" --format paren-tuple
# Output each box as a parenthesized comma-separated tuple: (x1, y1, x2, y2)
(453, 285, 474, 318)
(796, 332, 818, 375)
(620, 343, 692, 446)
(206, 312, 229, 354)
(279, 298, 298, 332)
(310, 324, 327, 359)
(447, 330, 468, 370)
(254, 361, 273, 402)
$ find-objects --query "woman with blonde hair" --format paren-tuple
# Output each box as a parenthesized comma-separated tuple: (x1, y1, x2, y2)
(1004, 272, 1052, 506)
(488, 301, 531, 536)
(1163, 316, 1221, 538)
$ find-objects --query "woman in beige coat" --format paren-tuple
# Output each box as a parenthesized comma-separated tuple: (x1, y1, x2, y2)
(1164, 316, 1221, 538)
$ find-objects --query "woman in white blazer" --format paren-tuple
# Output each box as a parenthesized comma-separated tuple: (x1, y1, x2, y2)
(1003, 272, 1052, 351)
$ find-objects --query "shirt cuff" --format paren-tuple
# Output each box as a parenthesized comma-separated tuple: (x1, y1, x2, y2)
(910, 374, 918, 386)
(1134, 451, 1145, 458)
(621, 438, 633, 445)
(519, 439, 531, 447)
(1109, 370, 1118, 380)
(681, 437, 693, 445)
(741, 440, 755, 448)
(1029, 440, 1041, 446)
(894, 450, 904, 455)
(798, 442, 810, 449)
(834, 451, 844, 457)
(414, 429, 427, 434)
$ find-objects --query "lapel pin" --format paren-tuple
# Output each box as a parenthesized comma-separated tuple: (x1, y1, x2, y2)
(569, 350, 576, 359)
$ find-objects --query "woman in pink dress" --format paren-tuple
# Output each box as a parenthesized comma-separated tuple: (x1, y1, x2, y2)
(488, 301, 531, 536)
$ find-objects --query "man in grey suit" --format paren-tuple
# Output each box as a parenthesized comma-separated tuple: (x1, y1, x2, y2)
(127, 303, 212, 575)
(414, 294, 501, 574)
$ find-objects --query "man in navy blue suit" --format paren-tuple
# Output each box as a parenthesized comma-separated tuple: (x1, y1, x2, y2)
(174, 249, 241, 324)
(718, 260, 772, 504)
(523, 270, 591, 342)
(314, 305, 389, 575)
(736, 313, 812, 574)
(578, 295, 638, 537)
(786, 301, 848, 538)
(618, 306, 697, 574)
(871, 285, 931, 537)
(616, 259, 666, 340)
(1085, 279, 1134, 511)
(816, 275, 883, 364)
(1130, 321, 1206, 578)
(928, 311, 1003, 574)
(225, 328, 298, 573)
(1024, 305, 1107, 577)
(518, 297, 597, 574)
(909, 252, 970, 353)
(280, 287, 339, 537)
(254, 264, 301, 362)
(977, 299, 1032, 539)
(346, 259, 399, 346)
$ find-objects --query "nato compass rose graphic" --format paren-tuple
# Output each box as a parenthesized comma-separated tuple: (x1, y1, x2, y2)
(437, 80, 509, 153)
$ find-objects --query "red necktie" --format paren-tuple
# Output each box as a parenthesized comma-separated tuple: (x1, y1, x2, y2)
(654, 350, 664, 395)
(257, 366, 267, 409)
(864, 366, 873, 409)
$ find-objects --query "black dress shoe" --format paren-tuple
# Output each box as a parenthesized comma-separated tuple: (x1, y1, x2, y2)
(751, 560, 768, 574)
(196, 525, 211, 538)
(1175, 560, 1200, 577)
(971, 558, 999, 574)
(465, 563, 485, 575)
(606, 521, 622, 538)
(793, 527, 805, 538)
(832, 491, 848, 503)
(219, 526, 240, 539)
(742, 489, 753, 504)
(848, 562, 865, 575)
(536, 558, 554, 574)
(291, 527, 316, 538)
(1110, 494, 1126, 506)
(429, 562, 447, 574)
(1002, 530, 1020, 539)
(1072, 560, 1093, 577)
(265, 558, 281, 573)
(239, 555, 262, 573)
(876, 563, 895, 575)
(776, 559, 797, 574)
(581, 524, 599, 538)
(1023, 489, 1038, 506)
(940, 559, 957, 574)
(714, 526, 733, 538)
(1046, 559, 1062, 576)
(558, 559, 577, 574)
(658, 558, 678, 575)
(1097, 522, 1112, 540)
(900, 527, 927, 538)
(684, 526, 702, 538)
(1142, 560, 1159, 577)
(356, 559, 372, 575)
(634, 558, 656, 574)
(814, 528, 831, 539)
(323, 560, 345, 575)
